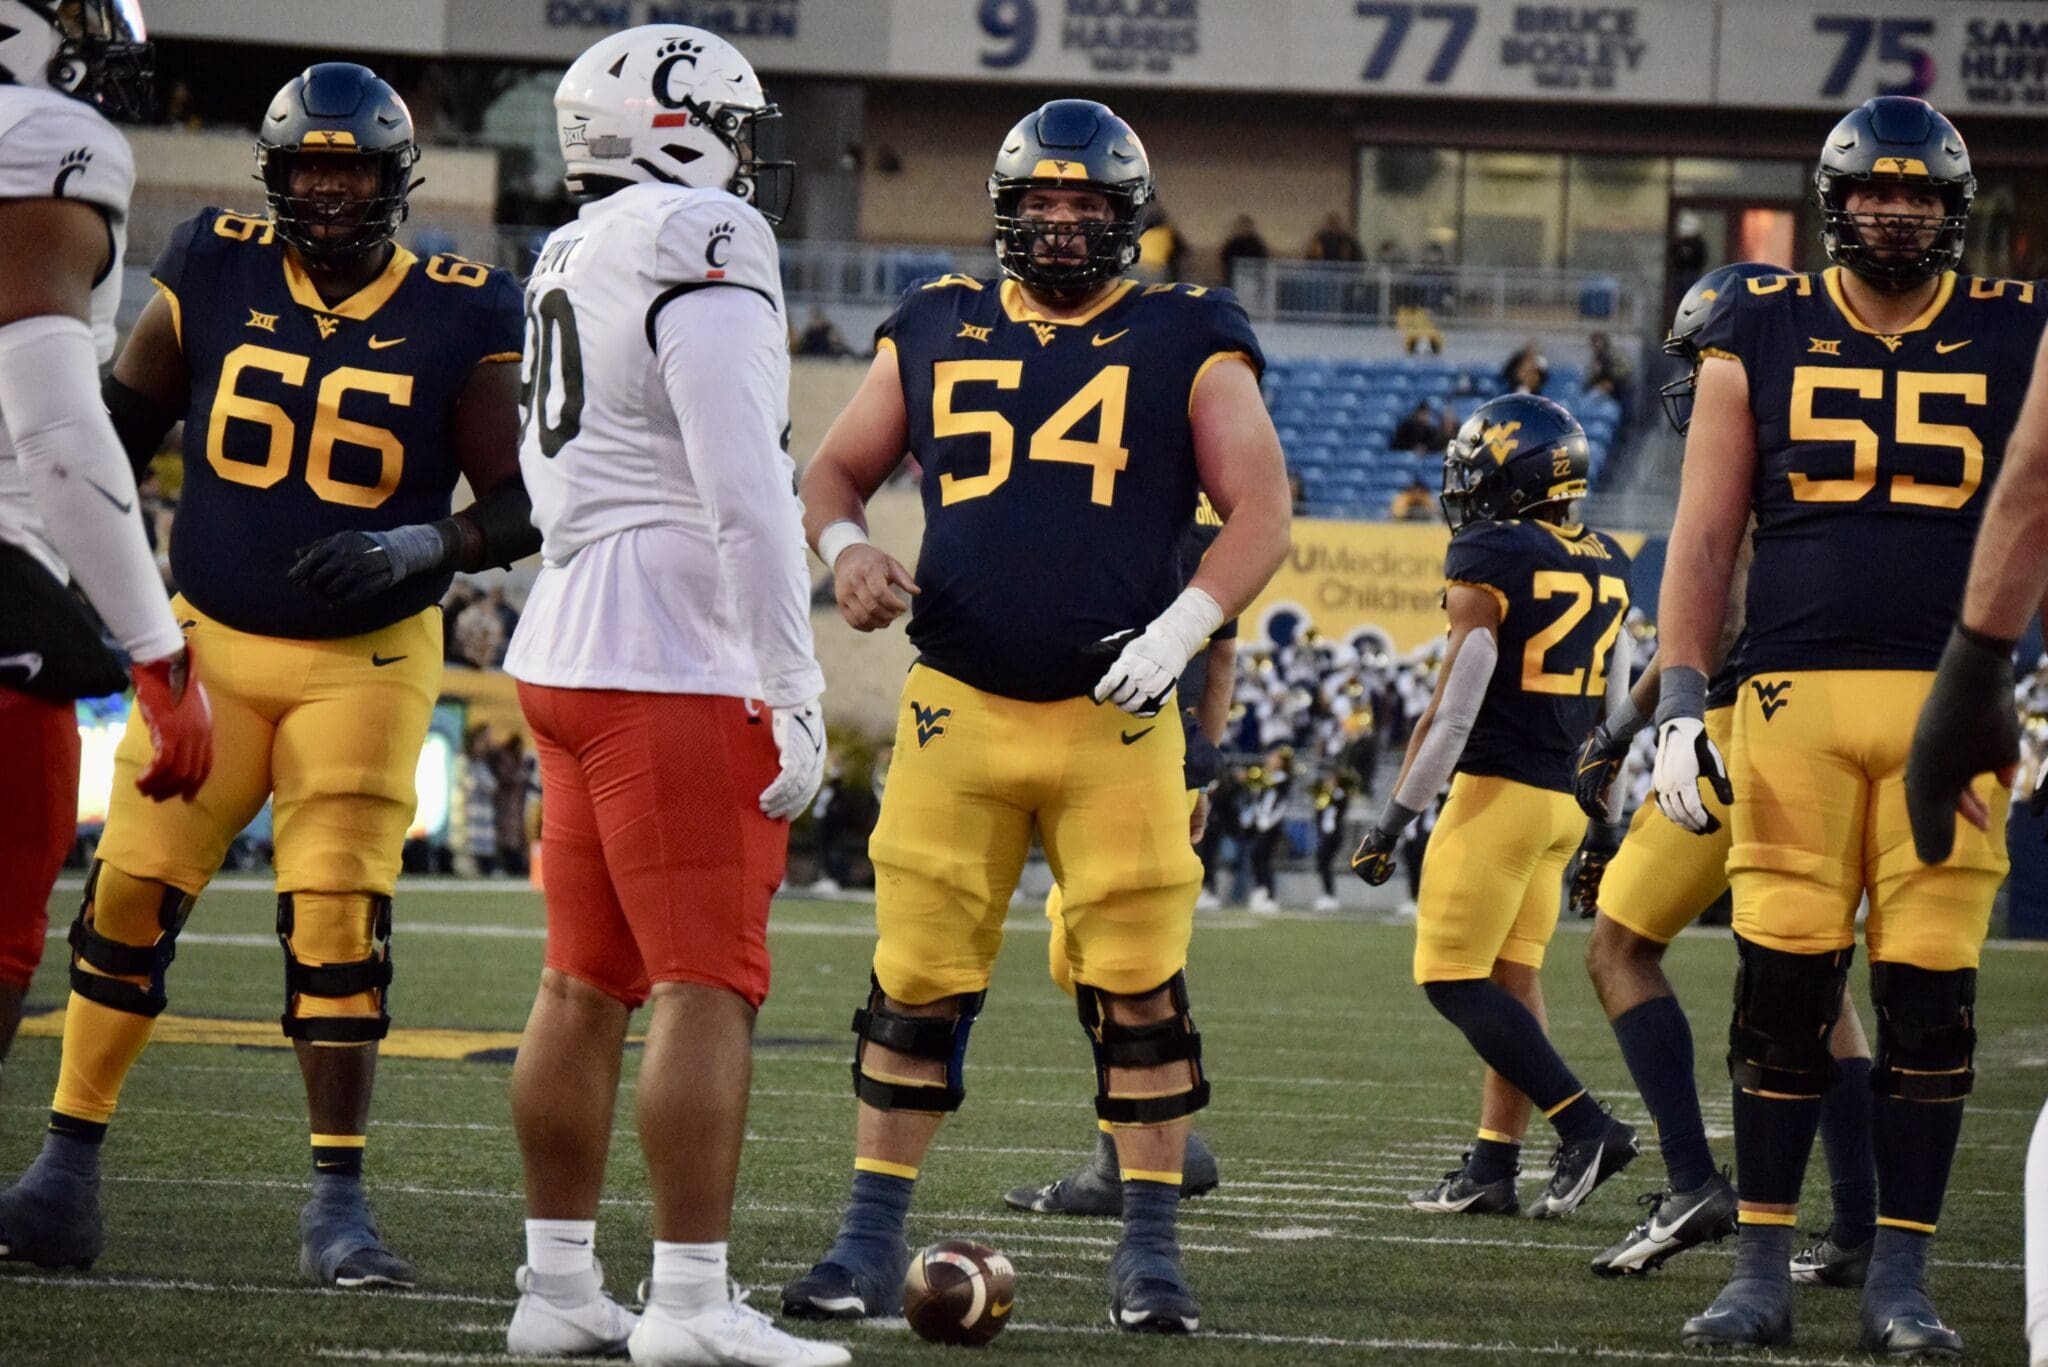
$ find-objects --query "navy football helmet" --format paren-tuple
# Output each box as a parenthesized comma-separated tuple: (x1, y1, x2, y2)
(1659, 261, 1790, 434)
(0, 0, 154, 121)
(988, 99, 1152, 300)
(256, 63, 421, 260)
(1441, 394, 1588, 532)
(1815, 96, 1973, 286)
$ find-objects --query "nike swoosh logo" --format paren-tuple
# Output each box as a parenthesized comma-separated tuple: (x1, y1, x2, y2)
(179, 619, 198, 631)
(0, 651, 44, 682)
(87, 479, 133, 514)
(1092, 329, 1129, 347)
(1120, 727, 1154, 745)
(990, 1299, 1012, 1316)
(551, 1237, 591, 1247)
(371, 653, 407, 667)
(1934, 339, 1970, 354)
(367, 336, 406, 349)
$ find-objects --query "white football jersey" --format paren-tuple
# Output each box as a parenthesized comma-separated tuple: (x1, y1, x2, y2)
(0, 86, 135, 584)
(506, 184, 822, 707)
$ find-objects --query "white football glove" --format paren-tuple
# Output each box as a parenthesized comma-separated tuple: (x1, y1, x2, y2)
(1652, 716, 1734, 835)
(759, 697, 826, 821)
(1091, 587, 1224, 718)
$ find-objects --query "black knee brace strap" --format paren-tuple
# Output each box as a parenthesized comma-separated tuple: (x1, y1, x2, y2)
(1077, 971, 1211, 1126)
(1870, 962, 1976, 1101)
(277, 894, 394, 1044)
(66, 863, 193, 1019)
(849, 977, 984, 1113)
(1727, 936, 1850, 1099)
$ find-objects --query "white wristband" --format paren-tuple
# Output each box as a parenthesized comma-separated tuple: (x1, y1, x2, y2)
(815, 519, 870, 571)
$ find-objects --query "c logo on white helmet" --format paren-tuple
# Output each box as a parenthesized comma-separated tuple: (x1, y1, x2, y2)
(650, 36, 704, 112)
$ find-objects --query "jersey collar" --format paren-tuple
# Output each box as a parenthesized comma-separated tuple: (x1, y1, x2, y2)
(1821, 266, 1955, 337)
(1000, 277, 1136, 328)
(283, 243, 419, 321)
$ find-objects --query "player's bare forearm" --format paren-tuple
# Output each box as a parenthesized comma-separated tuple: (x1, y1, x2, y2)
(1197, 637, 1235, 743)
(1657, 358, 1754, 673)
(799, 346, 909, 553)
(1188, 356, 1292, 618)
(1957, 329, 2048, 641)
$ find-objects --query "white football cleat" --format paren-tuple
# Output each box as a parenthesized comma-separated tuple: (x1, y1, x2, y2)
(1194, 889, 1221, 911)
(508, 1263, 638, 1357)
(630, 1286, 850, 1366)
(1247, 888, 1278, 915)
(1312, 893, 1339, 912)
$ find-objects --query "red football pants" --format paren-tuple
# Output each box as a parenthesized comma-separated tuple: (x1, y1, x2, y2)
(517, 683, 787, 1009)
(0, 691, 80, 989)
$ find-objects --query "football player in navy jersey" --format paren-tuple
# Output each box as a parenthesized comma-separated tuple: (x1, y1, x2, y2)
(1352, 394, 1640, 1223)
(0, 63, 536, 1287)
(1654, 96, 2048, 1356)
(783, 99, 1291, 1335)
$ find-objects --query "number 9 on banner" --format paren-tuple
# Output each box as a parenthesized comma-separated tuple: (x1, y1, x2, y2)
(978, 0, 1037, 70)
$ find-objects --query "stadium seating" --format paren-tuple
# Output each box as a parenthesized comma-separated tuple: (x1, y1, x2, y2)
(1264, 357, 1623, 520)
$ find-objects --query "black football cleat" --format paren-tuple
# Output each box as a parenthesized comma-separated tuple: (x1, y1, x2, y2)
(1108, 1245, 1199, 1335)
(1790, 1230, 1873, 1288)
(299, 1188, 416, 1289)
(1860, 1297, 1963, 1361)
(780, 1242, 908, 1322)
(1591, 1169, 1738, 1277)
(1679, 1292, 1795, 1353)
(1406, 1157, 1519, 1216)
(1003, 1128, 1220, 1216)
(1528, 1111, 1639, 1219)
(0, 1167, 103, 1271)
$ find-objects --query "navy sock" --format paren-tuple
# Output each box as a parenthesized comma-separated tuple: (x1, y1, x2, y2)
(1819, 1056, 1877, 1245)
(1727, 1221, 1795, 1289)
(1423, 979, 1592, 1123)
(829, 1169, 915, 1268)
(1117, 1179, 1181, 1275)
(1865, 1224, 1932, 1298)
(1547, 1092, 1607, 1145)
(1612, 996, 1715, 1192)
(32, 1125, 102, 1179)
(1874, 1092, 1963, 1232)
(1466, 1136, 1520, 1185)
(1731, 1087, 1823, 1208)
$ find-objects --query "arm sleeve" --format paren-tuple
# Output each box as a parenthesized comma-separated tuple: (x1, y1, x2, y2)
(655, 285, 825, 710)
(0, 315, 181, 662)
(1600, 628, 1634, 822)
(1392, 627, 1499, 813)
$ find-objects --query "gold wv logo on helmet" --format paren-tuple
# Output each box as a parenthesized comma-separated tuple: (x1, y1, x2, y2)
(1482, 421, 1522, 465)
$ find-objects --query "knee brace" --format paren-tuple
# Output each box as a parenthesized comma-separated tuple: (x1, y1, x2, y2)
(277, 893, 393, 1044)
(1077, 970, 1210, 1126)
(67, 862, 194, 1018)
(849, 976, 984, 1113)
(1727, 935, 1850, 1099)
(1870, 962, 1976, 1102)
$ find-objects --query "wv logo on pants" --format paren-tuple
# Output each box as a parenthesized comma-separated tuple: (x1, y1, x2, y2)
(910, 701, 952, 748)
(1750, 679, 1794, 722)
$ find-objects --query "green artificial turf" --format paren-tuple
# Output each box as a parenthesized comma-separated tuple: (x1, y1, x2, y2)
(0, 882, 2037, 1365)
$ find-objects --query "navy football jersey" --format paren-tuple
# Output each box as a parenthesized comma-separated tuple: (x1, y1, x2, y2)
(1445, 518, 1633, 793)
(1706, 629, 1747, 711)
(880, 276, 1263, 702)
(152, 209, 524, 638)
(1696, 267, 2048, 674)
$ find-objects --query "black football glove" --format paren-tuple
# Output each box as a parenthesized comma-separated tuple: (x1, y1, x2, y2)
(1906, 624, 2020, 865)
(289, 524, 454, 606)
(1571, 721, 1632, 821)
(1565, 820, 1628, 919)
(1350, 825, 1399, 886)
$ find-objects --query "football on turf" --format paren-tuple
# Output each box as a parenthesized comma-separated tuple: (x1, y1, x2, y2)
(902, 1239, 1015, 1346)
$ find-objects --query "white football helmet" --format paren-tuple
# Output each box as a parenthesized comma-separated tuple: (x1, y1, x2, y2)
(554, 24, 793, 223)
(0, 0, 154, 121)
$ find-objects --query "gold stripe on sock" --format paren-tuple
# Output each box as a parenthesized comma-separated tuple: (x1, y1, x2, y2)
(1876, 1216, 1937, 1235)
(1541, 1090, 1585, 1119)
(1120, 1169, 1183, 1186)
(1737, 1210, 1799, 1227)
(1476, 1128, 1514, 1144)
(310, 1133, 367, 1149)
(1096, 1118, 1116, 1135)
(854, 1156, 919, 1181)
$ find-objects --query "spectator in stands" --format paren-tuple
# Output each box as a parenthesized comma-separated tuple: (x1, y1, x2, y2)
(461, 727, 500, 877)
(1306, 211, 1363, 264)
(1390, 400, 1447, 454)
(1137, 204, 1185, 282)
(493, 734, 532, 876)
(794, 306, 854, 358)
(443, 583, 477, 667)
(1289, 469, 1307, 515)
(454, 589, 507, 669)
(1586, 331, 1632, 402)
(1219, 214, 1269, 281)
(1376, 239, 1409, 267)
(1389, 477, 1434, 522)
(1502, 339, 1549, 394)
